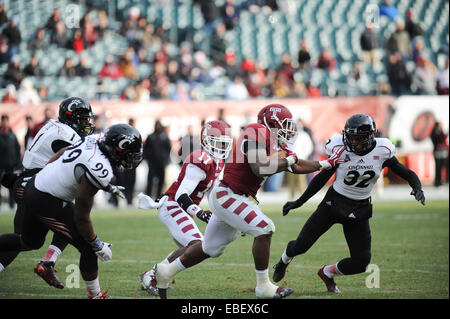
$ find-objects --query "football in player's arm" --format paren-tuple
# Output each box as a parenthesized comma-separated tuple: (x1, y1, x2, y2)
(273, 114, 425, 294)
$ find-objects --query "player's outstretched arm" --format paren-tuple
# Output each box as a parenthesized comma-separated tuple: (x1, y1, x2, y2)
(383, 156, 425, 205)
(283, 167, 336, 216)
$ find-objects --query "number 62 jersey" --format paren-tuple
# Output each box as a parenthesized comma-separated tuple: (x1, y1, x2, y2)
(326, 135, 396, 200)
(34, 133, 113, 202)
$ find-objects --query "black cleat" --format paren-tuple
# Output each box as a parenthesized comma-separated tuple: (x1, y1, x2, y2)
(317, 266, 341, 293)
(273, 258, 289, 283)
(34, 261, 64, 289)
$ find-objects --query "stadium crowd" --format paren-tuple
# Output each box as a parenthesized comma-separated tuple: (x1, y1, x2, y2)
(0, 0, 449, 104)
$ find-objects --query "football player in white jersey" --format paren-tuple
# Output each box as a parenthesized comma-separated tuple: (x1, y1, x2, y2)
(272, 113, 425, 293)
(0, 124, 143, 298)
(0, 97, 95, 288)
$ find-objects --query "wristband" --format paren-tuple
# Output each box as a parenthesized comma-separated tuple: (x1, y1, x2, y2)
(319, 160, 331, 170)
(89, 235, 103, 251)
(187, 204, 201, 216)
(285, 155, 297, 166)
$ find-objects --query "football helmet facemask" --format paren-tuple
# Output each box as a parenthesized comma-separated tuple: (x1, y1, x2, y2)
(257, 104, 297, 146)
(58, 97, 95, 137)
(201, 120, 233, 160)
(343, 113, 377, 155)
(99, 124, 143, 170)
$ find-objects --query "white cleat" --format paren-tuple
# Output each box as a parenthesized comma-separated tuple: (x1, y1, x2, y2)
(255, 285, 294, 299)
(138, 267, 159, 296)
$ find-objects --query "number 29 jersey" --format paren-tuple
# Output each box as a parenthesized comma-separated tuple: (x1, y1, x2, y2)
(34, 133, 113, 202)
(326, 135, 396, 200)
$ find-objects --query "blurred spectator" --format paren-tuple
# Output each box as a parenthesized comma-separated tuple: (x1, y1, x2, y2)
(167, 59, 183, 83)
(4, 55, 24, 87)
(120, 84, 137, 100)
(27, 28, 48, 52)
(1, 84, 17, 103)
(245, 65, 267, 97)
(37, 85, 48, 101)
(0, 114, 22, 210)
(24, 55, 45, 77)
(119, 55, 138, 80)
(99, 55, 123, 79)
(71, 29, 86, 53)
(209, 23, 227, 61)
(119, 6, 141, 44)
(316, 48, 336, 71)
(225, 75, 249, 100)
(136, 47, 150, 64)
(386, 19, 411, 59)
(30, 106, 53, 138)
(379, 0, 399, 21)
(412, 38, 430, 63)
(245, 0, 277, 14)
(277, 53, 295, 86)
(347, 61, 370, 95)
(271, 72, 291, 98)
(297, 40, 311, 70)
(224, 51, 241, 79)
(287, 81, 307, 98)
(430, 122, 449, 187)
(24, 115, 34, 148)
(360, 24, 380, 66)
(194, 0, 221, 36)
(44, 10, 61, 35)
(209, 61, 226, 81)
(95, 80, 112, 101)
(138, 24, 162, 49)
(412, 55, 436, 95)
(75, 54, 92, 77)
(386, 52, 411, 95)
(221, 0, 240, 30)
(1, 15, 21, 55)
(0, 37, 12, 64)
(0, 3, 8, 26)
(16, 78, 41, 106)
(306, 82, 322, 98)
(51, 21, 70, 48)
(177, 125, 201, 166)
(96, 10, 110, 38)
(58, 57, 77, 78)
(436, 59, 449, 95)
(135, 78, 151, 102)
(144, 120, 172, 198)
(171, 81, 191, 102)
(405, 9, 423, 41)
(82, 19, 99, 47)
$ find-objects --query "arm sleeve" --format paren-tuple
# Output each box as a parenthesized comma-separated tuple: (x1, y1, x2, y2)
(383, 156, 422, 190)
(296, 167, 336, 205)
(174, 163, 207, 201)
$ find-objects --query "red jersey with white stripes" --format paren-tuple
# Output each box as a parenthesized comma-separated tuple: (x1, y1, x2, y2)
(165, 149, 224, 205)
(223, 123, 278, 198)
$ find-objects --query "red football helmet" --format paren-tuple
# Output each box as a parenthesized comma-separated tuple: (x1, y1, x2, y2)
(257, 104, 297, 145)
(201, 120, 233, 160)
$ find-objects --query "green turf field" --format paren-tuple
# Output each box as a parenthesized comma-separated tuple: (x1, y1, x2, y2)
(0, 200, 448, 299)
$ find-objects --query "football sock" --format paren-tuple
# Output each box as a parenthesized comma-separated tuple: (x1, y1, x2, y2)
(281, 249, 293, 264)
(323, 263, 343, 278)
(255, 268, 278, 297)
(85, 277, 101, 297)
(162, 257, 186, 278)
(0, 263, 4, 272)
(41, 245, 62, 263)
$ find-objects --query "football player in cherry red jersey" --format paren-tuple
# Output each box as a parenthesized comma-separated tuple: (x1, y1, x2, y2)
(273, 114, 425, 294)
(153, 104, 348, 299)
(138, 120, 233, 296)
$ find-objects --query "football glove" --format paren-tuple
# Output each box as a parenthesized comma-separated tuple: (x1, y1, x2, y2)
(410, 189, 425, 205)
(319, 146, 348, 169)
(137, 193, 167, 210)
(196, 210, 212, 223)
(280, 144, 298, 166)
(107, 184, 125, 199)
(89, 236, 112, 262)
(282, 199, 303, 216)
